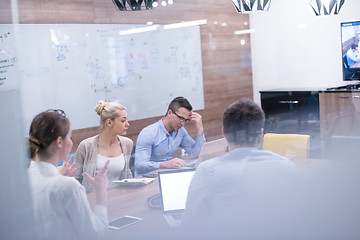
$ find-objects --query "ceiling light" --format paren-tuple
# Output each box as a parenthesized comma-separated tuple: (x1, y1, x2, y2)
(309, 0, 345, 16)
(231, 0, 271, 13)
(234, 29, 255, 35)
(112, 0, 158, 11)
(119, 25, 159, 35)
(163, 19, 207, 30)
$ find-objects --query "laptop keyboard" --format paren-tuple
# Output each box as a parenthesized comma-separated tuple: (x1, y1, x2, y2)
(185, 159, 197, 167)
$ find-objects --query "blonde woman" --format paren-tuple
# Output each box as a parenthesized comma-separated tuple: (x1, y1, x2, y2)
(75, 100, 133, 193)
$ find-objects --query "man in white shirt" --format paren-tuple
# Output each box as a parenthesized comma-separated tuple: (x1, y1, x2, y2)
(346, 43, 360, 67)
(182, 98, 298, 239)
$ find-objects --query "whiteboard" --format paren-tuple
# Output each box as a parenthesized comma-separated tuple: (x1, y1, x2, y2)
(0, 24, 204, 130)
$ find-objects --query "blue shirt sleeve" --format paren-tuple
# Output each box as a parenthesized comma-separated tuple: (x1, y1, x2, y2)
(180, 128, 206, 157)
(134, 128, 161, 175)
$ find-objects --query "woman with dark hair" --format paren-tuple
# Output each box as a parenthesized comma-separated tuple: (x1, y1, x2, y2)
(28, 109, 109, 240)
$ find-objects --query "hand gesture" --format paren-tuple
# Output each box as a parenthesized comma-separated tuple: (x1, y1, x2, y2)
(82, 160, 109, 206)
(82, 160, 109, 191)
(160, 157, 186, 169)
(190, 112, 204, 135)
(60, 155, 76, 177)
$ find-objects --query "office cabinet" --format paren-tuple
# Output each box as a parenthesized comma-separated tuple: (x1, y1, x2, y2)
(319, 92, 360, 141)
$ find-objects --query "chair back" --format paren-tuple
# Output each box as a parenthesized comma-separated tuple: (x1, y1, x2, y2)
(323, 135, 360, 161)
(262, 133, 310, 159)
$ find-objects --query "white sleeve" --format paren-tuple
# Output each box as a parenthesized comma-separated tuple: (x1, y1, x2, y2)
(347, 49, 360, 62)
(182, 165, 212, 226)
(64, 179, 108, 240)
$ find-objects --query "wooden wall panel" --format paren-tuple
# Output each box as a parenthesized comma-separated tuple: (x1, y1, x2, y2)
(0, 0, 253, 153)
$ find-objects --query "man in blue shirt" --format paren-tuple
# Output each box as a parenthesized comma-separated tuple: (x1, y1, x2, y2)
(135, 97, 206, 175)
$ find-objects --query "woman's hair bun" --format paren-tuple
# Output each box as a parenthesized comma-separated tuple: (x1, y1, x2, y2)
(28, 136, 46, 158)
(95, 100, 107, 116)
(29, 136, 42, 147)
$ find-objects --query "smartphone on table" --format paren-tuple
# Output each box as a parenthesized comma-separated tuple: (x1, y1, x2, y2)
(108, 216, 143, 230)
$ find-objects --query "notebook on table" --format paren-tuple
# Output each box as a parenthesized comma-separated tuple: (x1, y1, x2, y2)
(158, 169, 195, 227)
(185, 138, 228, 168)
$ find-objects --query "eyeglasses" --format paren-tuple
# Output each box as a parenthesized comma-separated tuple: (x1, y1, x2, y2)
(45, 109, 66, 135)
(46, 109, 66, 117)
(171, 109, 191, 124)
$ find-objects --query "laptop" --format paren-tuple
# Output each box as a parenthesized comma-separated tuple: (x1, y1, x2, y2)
(185, 138, 228, 168)
(158, 169, 195, 227)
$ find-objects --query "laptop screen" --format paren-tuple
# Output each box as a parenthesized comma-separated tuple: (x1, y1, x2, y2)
(158, 169, 195, 212)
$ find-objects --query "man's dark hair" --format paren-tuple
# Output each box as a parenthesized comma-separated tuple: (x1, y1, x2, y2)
(167, 96, 192, 114)
(222, 98, 265, 146)
(351, 43, 358, 50)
